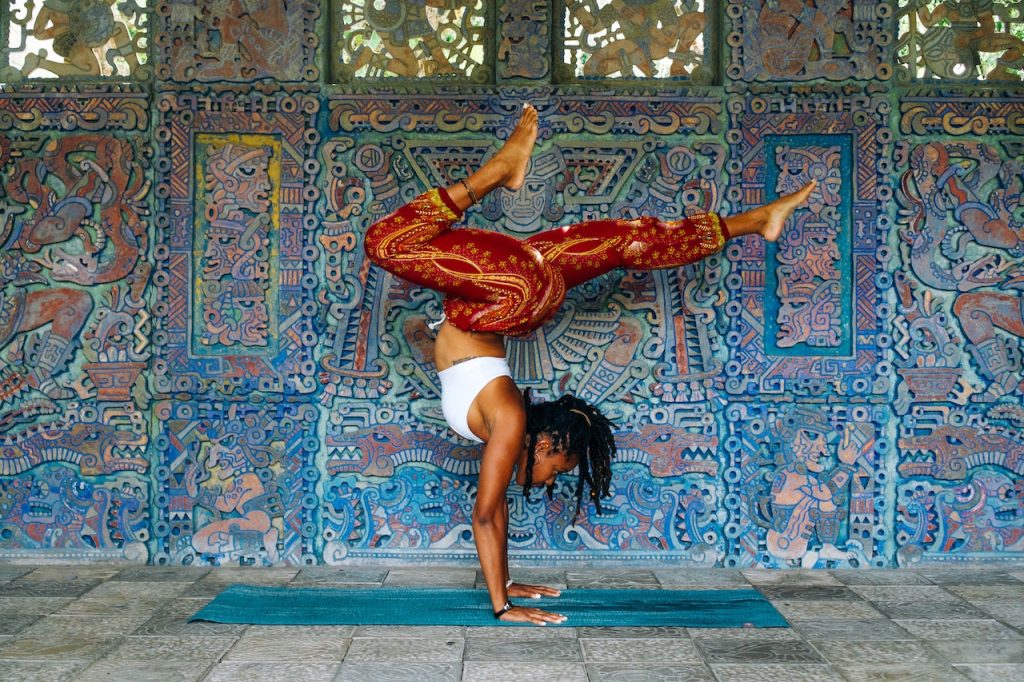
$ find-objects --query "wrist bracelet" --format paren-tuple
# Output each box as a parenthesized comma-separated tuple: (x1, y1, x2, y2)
(494, 600, 515, 619)
(506, 578, 513, 588)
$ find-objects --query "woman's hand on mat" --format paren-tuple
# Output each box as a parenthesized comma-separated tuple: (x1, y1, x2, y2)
(508, 582, 561, 599)
(499, 605, 568, 626)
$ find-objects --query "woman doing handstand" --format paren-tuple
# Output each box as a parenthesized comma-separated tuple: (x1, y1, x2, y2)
(364, 104, 816, 625)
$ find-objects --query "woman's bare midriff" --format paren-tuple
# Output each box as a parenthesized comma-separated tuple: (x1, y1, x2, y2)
(434, 320, 507, 371)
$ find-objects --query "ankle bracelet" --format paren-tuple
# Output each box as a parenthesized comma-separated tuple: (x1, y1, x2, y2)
(460, 179, 479, 205)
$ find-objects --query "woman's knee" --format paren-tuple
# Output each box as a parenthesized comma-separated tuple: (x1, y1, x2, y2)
(363, 218, 394, 263)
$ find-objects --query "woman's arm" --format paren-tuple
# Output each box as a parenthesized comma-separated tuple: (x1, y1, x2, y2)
(501, 495, 510, 586)
(472, 383, 565, 626)
(472, 392, 521, 612)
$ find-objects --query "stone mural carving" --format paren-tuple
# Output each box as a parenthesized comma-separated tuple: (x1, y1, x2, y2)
(335, 0, 489, 81)
(896, 0, 1024, 81)
(151, 92, 321, 396)
(156, 0, 320, 82)
(195, 137, 276, 351)
(4, 0, 149, 79)
(154, 399, 318, 566)
(498, 0, 550, 80)
(561, 0, 710, 82)
(724, 88, 892, 397)
(892, 89, 1024, 565)
(727, 402, 887, 568)
(0, 3, 1018, 570)
(0, 89, 151, 561)
(728, 0, 892, 81)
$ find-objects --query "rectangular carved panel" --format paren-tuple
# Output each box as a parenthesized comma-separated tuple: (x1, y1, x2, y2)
(763, 133, 852, 356)
(154, 0, 320, 83)
(892, 91, 1024, 565)
(727, 0, 891, 82)
(723, 401, 890, 569)
(153, 399, 319, 566)
(724, 88, 893, 399)
(152, 92, 321, 396)
(0, 89, 152, 562)
(192, 133, 280, 354)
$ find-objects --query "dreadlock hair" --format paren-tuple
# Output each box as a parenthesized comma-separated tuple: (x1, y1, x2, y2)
(521, 389, 616, 521)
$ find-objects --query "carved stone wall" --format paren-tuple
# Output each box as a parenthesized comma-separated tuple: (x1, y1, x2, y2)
(0, 1, 1021, 568)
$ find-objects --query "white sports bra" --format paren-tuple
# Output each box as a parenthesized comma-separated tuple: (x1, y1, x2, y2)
(437, 356, 512, 442)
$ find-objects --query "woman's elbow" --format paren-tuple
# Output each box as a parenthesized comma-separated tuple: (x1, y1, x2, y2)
(472, 508, 499, 527)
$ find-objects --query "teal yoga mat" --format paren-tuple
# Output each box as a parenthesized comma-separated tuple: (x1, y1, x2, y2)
(190, 585, 788, 628)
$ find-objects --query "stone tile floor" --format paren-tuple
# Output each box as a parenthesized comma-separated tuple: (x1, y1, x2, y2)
(0, 564, 1021, 681)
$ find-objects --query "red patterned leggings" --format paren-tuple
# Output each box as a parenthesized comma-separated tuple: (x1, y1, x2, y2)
(364, 188, 730, 336)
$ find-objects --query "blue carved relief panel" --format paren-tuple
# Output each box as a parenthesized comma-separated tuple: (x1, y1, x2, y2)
(0, 86, 153, 561)
(153, 399, 319, 566)
(763, 133, 854, 356)
(151, 92, 322, 397)
(0, 2, 1021, 570)
(891, 86, 1024, 565)
(319, 89, 735, 563)
(724, 88, 894, 399)
(723, 401, 891, 568)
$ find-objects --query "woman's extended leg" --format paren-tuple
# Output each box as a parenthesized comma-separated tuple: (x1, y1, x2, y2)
(525, 181, 818, 291)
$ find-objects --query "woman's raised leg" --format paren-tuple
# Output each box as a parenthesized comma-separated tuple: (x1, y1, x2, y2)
(445, 104, 537, 211)
(363, 105, 559, 334)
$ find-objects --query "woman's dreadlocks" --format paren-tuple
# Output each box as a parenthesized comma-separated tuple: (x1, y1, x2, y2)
(522, 389, 616, 521)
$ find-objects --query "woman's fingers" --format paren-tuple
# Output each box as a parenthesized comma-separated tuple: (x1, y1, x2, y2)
(521, 607, 567, 625)
(499, 606, 568, 626)
(508, 582, 562, 599)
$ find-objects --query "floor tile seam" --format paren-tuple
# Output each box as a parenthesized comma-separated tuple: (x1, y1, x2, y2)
(956, 601, 1024, 635)
(80, 657, 219, 678)
(707, 661, 844, 682)
(0, 654, 103, 667)
(120, 633, 243, 641)
(221, 654, 351, 663)
(806, 637, 953, 667)
(803, 636, 842, 664)
(892, 617, 1024, 640)
(918, 637, 1024, 666)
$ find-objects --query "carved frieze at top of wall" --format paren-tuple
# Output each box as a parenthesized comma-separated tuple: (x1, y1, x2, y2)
(900, 94, 1024, 136)
(726, 81, 889, 96)
(727, 0, 893, 82)
(0, 84, 149, 132)
(153, 0, 320, 83)
(900, 84, 1024, 99)
(155, 80, 321, 96)
(156, 90, 321, 116)
(328, 89, 723, 136)
(725, 85, 892, 118)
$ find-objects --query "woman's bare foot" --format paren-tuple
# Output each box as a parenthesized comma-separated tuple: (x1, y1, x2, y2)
(761, 180, 817, 242)
(490, 104, 538, 191)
